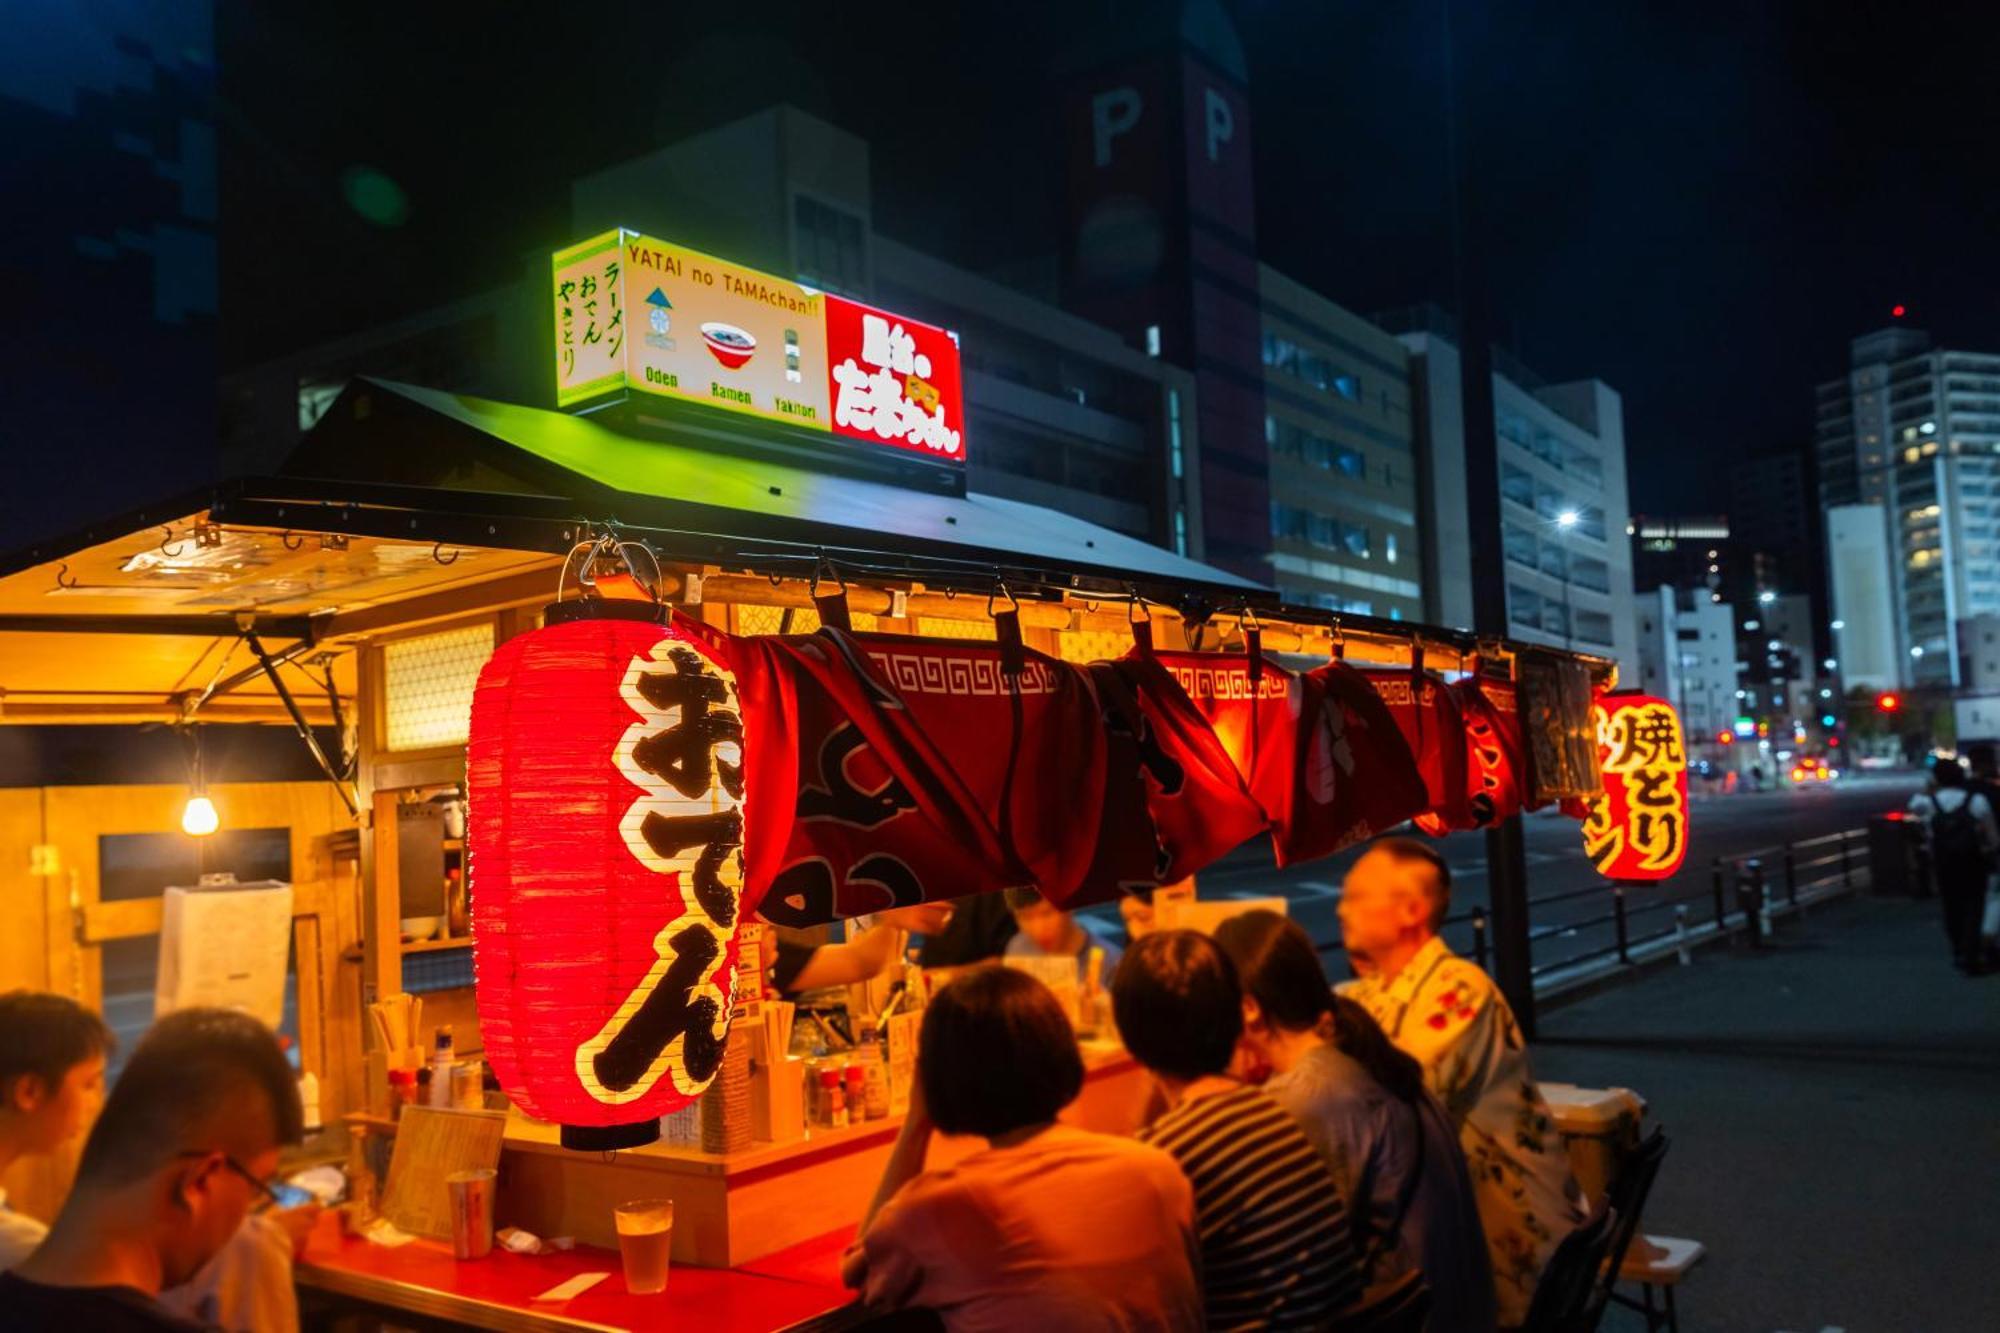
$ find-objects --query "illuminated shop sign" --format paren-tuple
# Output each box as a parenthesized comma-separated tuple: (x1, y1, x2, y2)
(552, 229, 966, 465)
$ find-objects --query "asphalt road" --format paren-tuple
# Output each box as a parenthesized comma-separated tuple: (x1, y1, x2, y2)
(1080, 771, 1924, 980)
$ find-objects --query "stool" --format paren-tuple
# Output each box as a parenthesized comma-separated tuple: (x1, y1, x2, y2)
(1612, 1234, 1705, 1333)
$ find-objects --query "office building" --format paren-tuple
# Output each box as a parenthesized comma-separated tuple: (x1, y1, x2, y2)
(1817, 325, 2000, 686)
(1257, 267, 1422, 619)
(1388, 308, 1639, 673)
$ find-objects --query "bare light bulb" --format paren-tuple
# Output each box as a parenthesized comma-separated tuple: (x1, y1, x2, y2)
(181, 795, 219, 837)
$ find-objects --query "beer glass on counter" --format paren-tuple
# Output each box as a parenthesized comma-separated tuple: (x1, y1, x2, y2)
(614, 1198, 675, 1294)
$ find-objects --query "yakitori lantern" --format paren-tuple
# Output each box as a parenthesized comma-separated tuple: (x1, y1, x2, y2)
(469, 603, 747, 1149)
(1581, 692, 1689, 880)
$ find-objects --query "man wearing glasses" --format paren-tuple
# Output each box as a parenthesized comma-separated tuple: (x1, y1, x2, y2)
(0, 1008, 304, 1331)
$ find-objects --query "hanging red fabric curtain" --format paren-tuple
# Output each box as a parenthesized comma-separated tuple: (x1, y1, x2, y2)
(1456, 675, 1527, 827)
(1361, 665, 1475, 836)
(1145, 649, 1428, 865)
(1304, 659, 1433, 847)
(468, 606, 748, 1150)
(735, 625, 1162, 925)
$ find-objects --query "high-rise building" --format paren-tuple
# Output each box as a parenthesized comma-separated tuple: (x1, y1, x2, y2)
(1056, 2, 1268, 583)
(1634, 587, 1737, 756)
(1256, 267, 1422, 619)
(1825, 503, 1900, 695)
(1387, 308, 1638, 673)
(1817, 325, 2000, 686)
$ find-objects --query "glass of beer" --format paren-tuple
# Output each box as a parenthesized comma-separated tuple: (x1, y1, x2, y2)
(614, 1198, 674, 1295)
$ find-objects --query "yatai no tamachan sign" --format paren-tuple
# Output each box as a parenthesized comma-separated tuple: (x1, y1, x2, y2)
(552, 228, 966, 465)
(1581, 693, 1690, 880)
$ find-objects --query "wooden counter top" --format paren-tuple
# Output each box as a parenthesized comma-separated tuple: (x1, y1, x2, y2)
(297, 1210, 849, 1333)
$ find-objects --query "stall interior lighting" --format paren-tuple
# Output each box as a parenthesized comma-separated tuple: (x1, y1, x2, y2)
(181, 795, 219, 837)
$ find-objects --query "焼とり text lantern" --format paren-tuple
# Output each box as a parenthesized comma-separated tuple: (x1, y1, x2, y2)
(468, 601, 748, 1150)
(1580, 693, 1689, 880)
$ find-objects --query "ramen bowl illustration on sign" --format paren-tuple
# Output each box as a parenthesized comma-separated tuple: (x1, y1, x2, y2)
(699, 322, 757, 370)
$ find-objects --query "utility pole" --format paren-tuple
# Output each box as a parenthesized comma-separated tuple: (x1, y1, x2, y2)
(1443, 0, 1537, 1036)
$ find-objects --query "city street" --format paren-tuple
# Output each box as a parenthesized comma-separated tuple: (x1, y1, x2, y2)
(1089, 771, 1924, 979)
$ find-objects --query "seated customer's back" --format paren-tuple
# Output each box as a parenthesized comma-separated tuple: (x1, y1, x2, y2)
(846, 965, 1200, 1332)
(1114, 930, 1363, 1332)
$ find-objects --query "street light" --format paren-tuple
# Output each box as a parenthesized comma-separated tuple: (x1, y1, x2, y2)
(1556, 509, 1580, 529)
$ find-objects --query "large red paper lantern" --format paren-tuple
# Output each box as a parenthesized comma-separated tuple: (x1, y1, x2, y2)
(1580, 693, 1689, 880)
(469, 604, 747, 1149)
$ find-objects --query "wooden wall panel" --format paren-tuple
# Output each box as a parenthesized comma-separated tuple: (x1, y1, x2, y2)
(0, 787, 47, 991)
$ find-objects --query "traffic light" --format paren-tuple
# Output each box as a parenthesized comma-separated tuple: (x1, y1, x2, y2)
(1876, 691, 1901, 714)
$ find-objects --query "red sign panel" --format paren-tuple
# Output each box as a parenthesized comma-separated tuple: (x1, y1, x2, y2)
(824, 296, 966, 463)
(1582, 693, 1690, 880)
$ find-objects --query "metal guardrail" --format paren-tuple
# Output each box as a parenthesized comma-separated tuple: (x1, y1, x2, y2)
(1313, 826, 1877, 997)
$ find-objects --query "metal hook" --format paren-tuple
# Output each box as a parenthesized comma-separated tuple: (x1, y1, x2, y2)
(53, 563, 78, 591)
(431, 542, 460, 567)
(987, 580, 1020, 618)
(159, 526, 185, 559)
(280, 532, 305, 552)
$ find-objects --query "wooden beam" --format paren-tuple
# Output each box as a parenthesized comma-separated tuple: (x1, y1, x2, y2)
(0, 700, 335, 727)
(321, 566, 558, 641)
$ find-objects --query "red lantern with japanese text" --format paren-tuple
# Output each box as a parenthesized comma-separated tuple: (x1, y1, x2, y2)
(1581, 692, 1690, 880)
(468, 603, 748, 1150)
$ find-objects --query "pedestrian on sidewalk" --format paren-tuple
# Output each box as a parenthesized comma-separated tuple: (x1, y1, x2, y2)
(1337, 838, 1585, 1329)
(1908, 758, 1999, 975)
(1962, 744, 2000, 970)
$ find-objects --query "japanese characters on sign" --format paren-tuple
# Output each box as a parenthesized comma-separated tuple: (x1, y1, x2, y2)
(552, 228, 966, 466)
(1581, 693, 1690, 881)
(584, 634, 748, 1106)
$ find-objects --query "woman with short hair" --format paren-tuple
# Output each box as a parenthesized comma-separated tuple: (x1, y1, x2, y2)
(1216, 909, 1497, 1333)
(842, 964, 1201, 1332)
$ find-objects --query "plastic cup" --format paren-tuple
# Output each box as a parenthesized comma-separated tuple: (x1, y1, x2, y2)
(614, 1198, 674, 1294)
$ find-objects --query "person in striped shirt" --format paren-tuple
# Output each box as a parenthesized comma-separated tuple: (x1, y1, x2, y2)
(1113, 930, 1364, 1331)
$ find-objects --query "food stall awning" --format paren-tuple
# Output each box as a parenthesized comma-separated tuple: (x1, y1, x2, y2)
(270, 378, 1268, 600)
(0, 377, 1270, 724)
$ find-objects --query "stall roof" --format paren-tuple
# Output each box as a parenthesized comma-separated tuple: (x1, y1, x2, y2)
(269, 379, 1267, 600)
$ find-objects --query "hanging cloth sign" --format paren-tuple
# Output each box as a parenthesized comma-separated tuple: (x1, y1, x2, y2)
(1457, 675, 1527, 828)
(736, 626, 1160, 925)
(1303, 659, 1433, 849)
(1144, 650, 1422, 865)
(1361, 665, 1475, 836)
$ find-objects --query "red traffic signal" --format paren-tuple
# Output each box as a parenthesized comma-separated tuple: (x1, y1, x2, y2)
(1876, 691, 1901, 713)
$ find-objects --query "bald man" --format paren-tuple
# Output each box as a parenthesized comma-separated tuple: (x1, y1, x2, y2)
(1338, 838, 1583, 1329)
(0, 1008, 303, 1331)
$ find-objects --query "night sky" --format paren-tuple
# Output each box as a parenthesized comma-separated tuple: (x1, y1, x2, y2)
(218, 1, 2000, 514)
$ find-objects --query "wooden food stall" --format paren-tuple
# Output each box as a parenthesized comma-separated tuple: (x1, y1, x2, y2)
(0, 371, 1614, 1326)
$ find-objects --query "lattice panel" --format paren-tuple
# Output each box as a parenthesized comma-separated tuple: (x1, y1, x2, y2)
(916, 616, 996, 641)
(382, 623, 495, 751)
(729, 605, 877, 636)
(1057, 628, 1131, 665)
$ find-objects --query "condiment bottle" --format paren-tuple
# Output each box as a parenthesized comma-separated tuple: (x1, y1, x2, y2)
(429, 1025, 457, 1108)
(861, 1043, 889, 1120)
(387, 1067, 419, 1120)
(844, 1062, 866, 1120)
(819, 1067, 847, 1128)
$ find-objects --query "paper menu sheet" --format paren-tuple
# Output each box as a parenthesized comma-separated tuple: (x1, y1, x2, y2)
(379, 1106, 507, 1239)
(154, 880, 293, 1027)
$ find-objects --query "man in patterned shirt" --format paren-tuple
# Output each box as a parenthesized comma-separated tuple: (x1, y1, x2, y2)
(1338, 838, 1584, 1329)
(1113, 930, 1363, 1331)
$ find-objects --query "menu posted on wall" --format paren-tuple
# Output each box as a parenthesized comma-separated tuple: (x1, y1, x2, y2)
(553, 228, 967, 467)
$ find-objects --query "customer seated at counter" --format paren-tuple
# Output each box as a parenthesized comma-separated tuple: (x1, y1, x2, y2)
(0, 991, 111, 1270)
(1216, 911, 1496, 1333)
(0, 1007, 304, 1332)
(1113, 931, 1366, 1331)
(842, 965, 1202, 1331)
(767, 902, 957, 998)
(1002, 887, 1124, 984)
